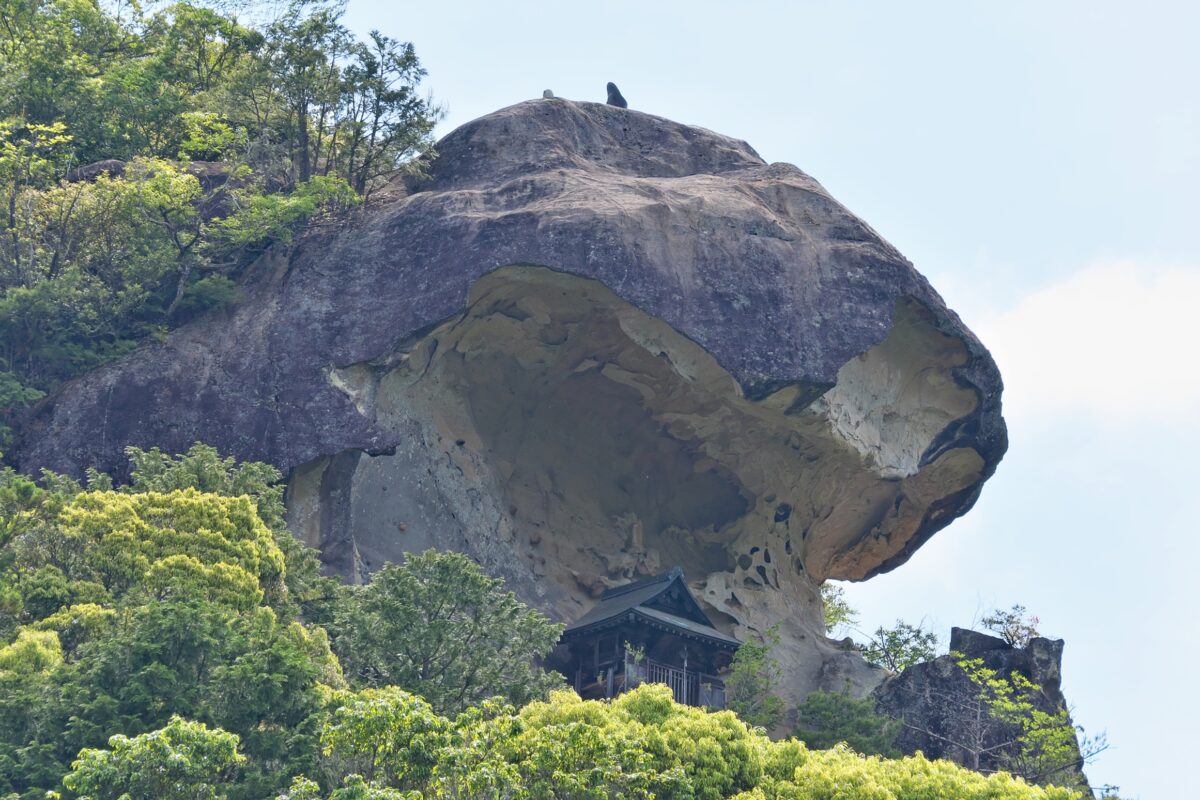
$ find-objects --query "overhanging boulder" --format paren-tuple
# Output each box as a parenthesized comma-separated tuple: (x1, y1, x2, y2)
(15, 98, 1006, 702)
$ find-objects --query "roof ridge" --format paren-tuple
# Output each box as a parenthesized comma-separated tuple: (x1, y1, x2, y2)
(598, 566, 683, 600)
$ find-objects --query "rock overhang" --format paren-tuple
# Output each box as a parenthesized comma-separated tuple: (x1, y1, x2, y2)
(305, 262, 992, 581)
(14, 97, 1006, 698)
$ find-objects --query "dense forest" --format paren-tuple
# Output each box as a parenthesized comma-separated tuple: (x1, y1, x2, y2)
(0, 444, 1082, 799)
(0, 0, 438, 446)
(0, 2, 1104, 798)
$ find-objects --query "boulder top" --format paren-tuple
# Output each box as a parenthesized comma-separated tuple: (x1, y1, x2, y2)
(17, 98, 1006, 596)
(418, 98, 768, 190)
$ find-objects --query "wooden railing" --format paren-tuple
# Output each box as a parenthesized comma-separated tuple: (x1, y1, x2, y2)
(579, 653, 728, 709)
(623, 652, 726, 708)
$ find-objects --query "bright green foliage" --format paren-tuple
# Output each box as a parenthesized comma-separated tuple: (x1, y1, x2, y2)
(179, 112, 246, 162)
(0, 0, 438, 180)
(216, 174, 360, 247)
(124, 440, 284, 525)
(725, 625, 785, 730)
(819, 582, 857, 635)
(332, 549, 564, 715)
(52, 601, 342, 798)
(56, 489, 284, 603)
(120, 442, 338, 622)
(0, 154, 192, 391)
(280, 774, 419, 800)
(319, 687, 451, 789)
(981, 605, 1042, 648)
(0, 628, 61, 675)
(259, 2, 438, 194)
(291, 683, 1080, 800)
(793, 689, 900, 757)
(729, 745, 1081, 800)
(0, 455, 66, 632)
(955, 654, 1099, 790)
(28, 602, 114, 655)
(61, 716, 244, 800)
(0, 0, 439, 440)
(0, 484, 342, 799)
(858, 621, 939, 672)
(0, 445, 1101, 799)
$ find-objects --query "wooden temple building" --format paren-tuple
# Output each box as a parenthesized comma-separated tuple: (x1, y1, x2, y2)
(551, 567, 740, 708)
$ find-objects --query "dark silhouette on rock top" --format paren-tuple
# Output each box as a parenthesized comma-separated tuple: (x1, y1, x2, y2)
(606, 81, 628, 108)
(15, 99, 1007, 705)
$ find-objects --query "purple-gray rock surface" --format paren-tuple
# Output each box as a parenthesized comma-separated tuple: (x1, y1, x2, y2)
(874, 628, 1089, 790)
(15, 98, 1007, 702)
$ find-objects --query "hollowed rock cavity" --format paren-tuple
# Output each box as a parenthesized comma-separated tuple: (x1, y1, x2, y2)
(287, 264, 987, 700)
(15, 99, 1006, 703)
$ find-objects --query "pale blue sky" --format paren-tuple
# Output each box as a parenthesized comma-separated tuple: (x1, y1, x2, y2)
(343, 3, 1199, 796)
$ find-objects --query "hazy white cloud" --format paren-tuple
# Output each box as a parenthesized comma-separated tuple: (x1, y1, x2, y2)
(976, 261, 1200, 422)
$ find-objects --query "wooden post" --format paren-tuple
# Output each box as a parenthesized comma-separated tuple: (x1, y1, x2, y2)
(682, 647, 690, 705)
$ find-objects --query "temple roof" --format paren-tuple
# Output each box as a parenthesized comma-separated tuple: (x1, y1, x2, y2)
(562, 567, 739, 649)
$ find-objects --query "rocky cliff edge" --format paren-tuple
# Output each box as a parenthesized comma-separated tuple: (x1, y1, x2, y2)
(15, 98, 1007, 701)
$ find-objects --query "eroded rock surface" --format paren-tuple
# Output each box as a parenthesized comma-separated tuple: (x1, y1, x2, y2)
(874, 628, 1089, 789)
(15, 98, 1006, 702)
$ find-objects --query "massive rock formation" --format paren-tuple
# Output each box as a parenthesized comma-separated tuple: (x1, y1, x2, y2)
(14, 98, 1006, 703)
(875, 628, 1090, 790)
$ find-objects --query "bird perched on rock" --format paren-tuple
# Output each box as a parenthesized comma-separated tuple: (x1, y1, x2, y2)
(606, 82, 628, 108)
(543, 89, 554, 98)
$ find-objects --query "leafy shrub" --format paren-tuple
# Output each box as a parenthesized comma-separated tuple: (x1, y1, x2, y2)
(295, 683, 1082, 800)
(332, 549, 564, 715)
(793, 689, 900, 757)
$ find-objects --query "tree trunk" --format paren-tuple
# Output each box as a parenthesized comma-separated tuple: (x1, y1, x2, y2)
(167, 260, 192, 317)
(296, 100, 311, 182)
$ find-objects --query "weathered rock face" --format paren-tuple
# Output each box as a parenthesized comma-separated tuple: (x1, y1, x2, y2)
(874, 628, 1088, 788)
(14, 98, 1006, 703)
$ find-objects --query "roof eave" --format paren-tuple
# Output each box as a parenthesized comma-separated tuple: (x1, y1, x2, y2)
(561, 608, 739, 651)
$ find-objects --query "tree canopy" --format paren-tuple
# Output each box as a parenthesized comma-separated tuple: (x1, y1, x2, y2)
(331, 549, 564, 715)
(0, 0, 439, 446)
(62, 716, 245, 800)
(0, 471, 342, 799)
(0, 445, 573, 798)
(981, 605, 1042, 648)
(143, 684, 1084, 800)
(858, 621, 940, 673)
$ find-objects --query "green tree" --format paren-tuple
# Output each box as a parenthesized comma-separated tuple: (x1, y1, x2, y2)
(0, 0, 122, 147)
(48, 488, 284, 603)
(982, 604, 1042, 647)
(884, 650, 1103, 792)
(331, 30, 437, 197)
(793, 688, 900, 757)
(724, 624, 784, 730)
(61, 716, 244, 800)
(0, 470, 64, 635)
(0, 0, 439, 445)
(957, 654, 1103, 790)
(264, 1, 352, 183)
(214, 173, 359, 251)
(318, 687, 451, 790)
(277, 774, 417, 800)
(332, 549, 563, 715)
(858, 620, 939, 672)
(0, 628, 61, 675)
(0, 485, 341, 799)
(285, 683, 1082, 800)
(121, 442, 338, 623)
(819, 582, 857, 635)
(261, 1, 437, 191)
